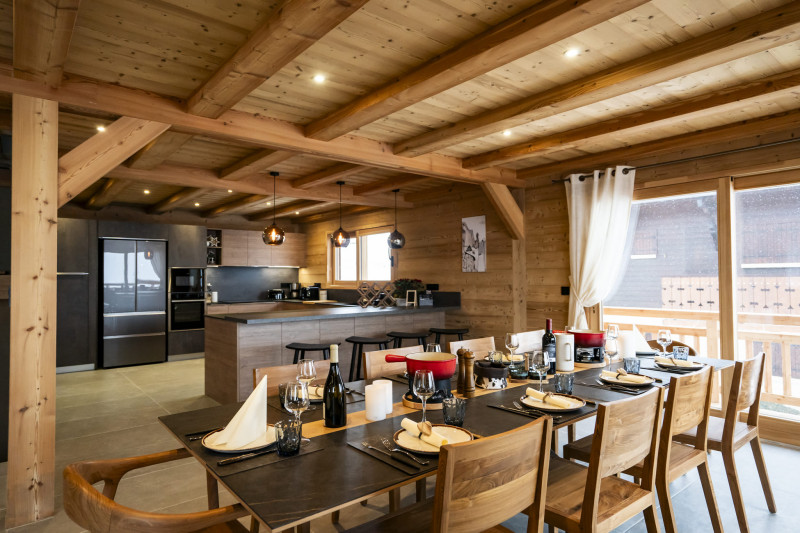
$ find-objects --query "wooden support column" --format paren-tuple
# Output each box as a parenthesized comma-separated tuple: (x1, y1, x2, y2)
(6, 94, 59, 528)
(717, 176, 738, 409)
(510, 188, 527, 332)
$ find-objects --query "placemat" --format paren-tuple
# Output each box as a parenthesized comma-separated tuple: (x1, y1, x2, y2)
(347, 436, 437, 476)
(187, 435, 324, 477)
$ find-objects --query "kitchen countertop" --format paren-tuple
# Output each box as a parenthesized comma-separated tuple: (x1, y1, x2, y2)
(207, 305, 459, 324)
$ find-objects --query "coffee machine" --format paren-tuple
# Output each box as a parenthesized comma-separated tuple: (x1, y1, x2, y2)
(289, 282, 300, 299)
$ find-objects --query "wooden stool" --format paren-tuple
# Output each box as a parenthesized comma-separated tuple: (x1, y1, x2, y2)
(286, 342, 338, 364)
(429, 327, 468, 346)
(346, 336, 390, 381)
(387, 331, 429, 349)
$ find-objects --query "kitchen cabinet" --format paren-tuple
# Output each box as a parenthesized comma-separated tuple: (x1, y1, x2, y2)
(272, 233, 306, 266)
(221, 229, 248, 266)
(217, 230, 306, 267)
(98, 220, 168, 240)
(169, 224, 207, 268)
(247, 231, 271, 266)
(168, 330, 204, 356)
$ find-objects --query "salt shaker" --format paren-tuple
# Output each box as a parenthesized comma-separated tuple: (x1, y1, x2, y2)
(456, 350, 466, 394)
(463, 351, 476, 398)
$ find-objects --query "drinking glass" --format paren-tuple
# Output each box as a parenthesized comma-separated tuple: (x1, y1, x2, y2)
(284, 382, 310, 424)
(297, 359, 316, 387)
(657, 329, 672, 355)
(530, 350, 549, 392)
(425, 343, 441, 352)
(508, 352, 529, 379)
(442, 397, 466, 427)
(673, 346, 689, 360)
(623, 357, 641, 374)
(412, 370, 435, 423)
(275, 419, 302, 457)
(504, 333, 519, 358)
(554, 373, 574, 395)
(605, 324, 619, 357)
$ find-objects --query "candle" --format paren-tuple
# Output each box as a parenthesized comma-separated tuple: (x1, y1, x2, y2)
(364, 384, 386, 421)
(373, 379, 393, 414)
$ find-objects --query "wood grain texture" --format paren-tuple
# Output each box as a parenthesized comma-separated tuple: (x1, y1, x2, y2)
(219, 150, 296, 181)
(83, 178, 129, 210)
(352, 175, 428, 196)
(126, 131, 195, 170)
(220, 229, 249, 266)
(13, 0, 80, 87)
(203, 194, 267, 218)
(7, 95, 59, 528)
(291, 163, 367, 190)
(449, 337, 496, 359)
(146, 187, 206, 214)
(481, 183, 524, 240)
(253, 361, 331, 395)
(363, 345, 423, 380)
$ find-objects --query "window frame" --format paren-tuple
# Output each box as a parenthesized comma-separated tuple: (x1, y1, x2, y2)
(327, 225, 395, 288)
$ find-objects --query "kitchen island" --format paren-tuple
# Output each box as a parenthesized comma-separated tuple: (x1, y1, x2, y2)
(205, 304, 458, 403)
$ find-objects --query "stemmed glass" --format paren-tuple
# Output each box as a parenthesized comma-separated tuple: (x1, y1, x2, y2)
(505, 333, 519, 361)
(284, 381, 310, 442)
(657, 329, 672, 355)
(412, 370, 435, 423)
(297, 359, 316, 387)
(426, 343, 441, 352)
(605, 324, 619, 357)
(530, 350, 549, 392)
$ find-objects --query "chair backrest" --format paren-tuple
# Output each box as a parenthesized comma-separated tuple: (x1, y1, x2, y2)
(665, 366, 713, 438)
(363, 344, 423, 379)
(449, 337, 496, 358)
(253, 361, 332, 394)
(646, 338, 697, 356)
(432, 417, 552, 533)
(726, 352, 766, 429)
(63, 449, 248, 532)
(514, 329, 544, 353)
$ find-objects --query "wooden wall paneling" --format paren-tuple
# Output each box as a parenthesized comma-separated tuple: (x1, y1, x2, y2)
(272, 232, 306, 267)
(7, 95, 59, 528)
(716, 176, 738, 409)
(319, 318, 356, 377)
(221, 229, 248, 266)
(511, 188, 527, 334)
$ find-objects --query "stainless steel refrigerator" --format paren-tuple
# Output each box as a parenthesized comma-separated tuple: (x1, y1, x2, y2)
(100, 239, 167, 368)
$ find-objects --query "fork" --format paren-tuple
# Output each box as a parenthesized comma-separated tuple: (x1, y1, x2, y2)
(513, 400, 562, 420)
(380, 437, 429, 465)
(594, 379, 637, 393)
(361, 441, 393, 457)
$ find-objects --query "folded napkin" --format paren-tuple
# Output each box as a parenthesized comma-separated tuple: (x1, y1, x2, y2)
(601, 370, 651, 384)
(525, 387, 572, 408)
(655, 356, 695, 368)
(205, 374, 268, 450)
(400, 418, 448, 448)
(632, 325, 652, 352)
(309, 384, 324, 398)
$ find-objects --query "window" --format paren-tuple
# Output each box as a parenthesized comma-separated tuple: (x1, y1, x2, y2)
(331, 227, 392, 285)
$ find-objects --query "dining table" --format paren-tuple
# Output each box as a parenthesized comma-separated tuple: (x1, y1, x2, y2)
(158, 354, 734, 532)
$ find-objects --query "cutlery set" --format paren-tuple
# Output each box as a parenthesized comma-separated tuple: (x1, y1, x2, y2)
(576, 380, 647, 395)
(361, 439, 429, 469)
(217, 443, 277, 466)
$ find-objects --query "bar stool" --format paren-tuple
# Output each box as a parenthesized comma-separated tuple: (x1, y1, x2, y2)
(429, 327, 469, 346)
(345, 336, 390, 381)
(387, 331, 429, 349)
(285, 342, 338, 364)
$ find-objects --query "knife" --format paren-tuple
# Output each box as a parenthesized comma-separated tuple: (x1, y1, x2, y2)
(488, 404, 542, 419)
(217, 443, 277, 466)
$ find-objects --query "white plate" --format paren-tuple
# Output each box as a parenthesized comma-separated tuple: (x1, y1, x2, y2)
(655, 360, 705, 370)
(392, 424, 472, 455)
(201, 426, 276, 454)
(520, 393, 586, 413)
(599, 373, 655, 387)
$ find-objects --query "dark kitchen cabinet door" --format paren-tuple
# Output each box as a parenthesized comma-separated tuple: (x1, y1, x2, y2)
(168, 330, 204, 356)
(169, 225, 207, 268)
(58, 218, 93, 273)
(57, 274, 94, 367)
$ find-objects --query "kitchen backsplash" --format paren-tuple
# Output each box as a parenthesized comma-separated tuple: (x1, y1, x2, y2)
(206, 267, 298, 302)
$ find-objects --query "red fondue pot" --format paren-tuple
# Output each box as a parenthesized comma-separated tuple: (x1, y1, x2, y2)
(385, 352, 457, 380)
(567, 328, 606, 348)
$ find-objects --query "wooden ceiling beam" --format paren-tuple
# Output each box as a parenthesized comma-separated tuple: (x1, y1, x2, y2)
(106, 164, 413, 208)
(13, 0, 80, 87)
(304, 0, 648, 141)
(58, 117, 171, 207)
(465, 68, 800, 169)
(0, 69, 521, 186)
(147, 187, 206, 214)
(481, 183, 524, 240)
(126, 131, 194, 170)
(220, 149, 296, 181)
(518, 109, 800, 179)
(292, 204, 379, 224)
(83, 178, 129, 210)
(187, 0, 369, 118)
(248, 200, 326, 222)
(394, 2, 800, 157)
(291, 163, 366, 189)
(202, 194, 268, 218)
(352, 175, 429, 196)
(403, 183, 467, 204)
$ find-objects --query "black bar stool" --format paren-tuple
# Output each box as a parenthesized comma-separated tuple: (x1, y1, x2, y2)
(429, 327, 469, 346)
(345, 336, 390, 381)
(285, 342, 339, 364)
(387, 331, 430, 349)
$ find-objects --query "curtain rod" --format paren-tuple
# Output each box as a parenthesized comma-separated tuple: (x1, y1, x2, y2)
(550, 137, 800, 184)
(551, 167, 632, 184)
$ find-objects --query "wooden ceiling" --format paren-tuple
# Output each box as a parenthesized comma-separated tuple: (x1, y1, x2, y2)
(2, 0, 799, 227)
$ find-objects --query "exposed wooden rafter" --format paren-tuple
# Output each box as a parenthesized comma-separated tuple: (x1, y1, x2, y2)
(220, 149, 296, 181)
(481, 183, 524, 240)
(248, 200, 326, 222)
(404, 183, 466, 204)
(57, 117, 171, 207)
(202, 194, 268, 218)
(394, 3, 800, 156)
(83, 178, 129, 210)
(352, 175, 429, 196)
(304, 0, 648, 141)
(13, 0, 80, 87)
(187, 0, 370, 118)
(291, 163, 366, 189)
(126, 131, 194, 170)
(146, 187, 206, 214)
(292, 204, 378, 224)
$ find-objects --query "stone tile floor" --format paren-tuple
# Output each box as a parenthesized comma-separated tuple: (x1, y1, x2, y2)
(1, 358, 797, 531)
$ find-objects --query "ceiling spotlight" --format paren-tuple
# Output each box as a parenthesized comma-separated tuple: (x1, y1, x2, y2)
(194, 202, 200, 207)
(564, 48, 580, 58)
(295, 211, 300, 215)
(267, 201, 272, 206)
(96, 125, 106, 132)
(143, 189, 150, 194)
(313, 74, 326, 83)
(502, 130, 512, 137)
(227, 189, 233, 193)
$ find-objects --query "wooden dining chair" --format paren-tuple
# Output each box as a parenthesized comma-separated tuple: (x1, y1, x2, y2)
(63, 448, 252, 532)
(646, 339, 697, 356)
(363, 344, 423, 379)
(514, 329, 545, 353)
(673, 352, 776, 533)
(449, 336, 496, 358)
(252, 360, 331, 392)
(344, 416, 553, 533)
(542, 387, 664, 533)
(563, 367, 722, 533)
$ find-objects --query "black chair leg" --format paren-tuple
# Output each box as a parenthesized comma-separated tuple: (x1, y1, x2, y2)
(355, 346, 365, 380)
(349, 343, 358, 381)
(417, 336, 426, 347)
(457, 333, 465, 341)
(323, 348, 329, 360)
(434, 333, 442, 345)
(392, 337, 402, 349)
(292, 349, 300, 364)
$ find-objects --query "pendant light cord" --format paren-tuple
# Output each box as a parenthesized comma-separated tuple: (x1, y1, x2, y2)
(272, 173, 277, 224)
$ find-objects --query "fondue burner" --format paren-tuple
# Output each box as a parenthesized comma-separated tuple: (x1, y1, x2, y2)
(402, 377, 453, 410)
(575, 346, 605, 363)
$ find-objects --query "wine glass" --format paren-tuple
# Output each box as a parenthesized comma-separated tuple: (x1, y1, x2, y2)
(297, 359, 316, 386)
(425, 343, 441, 352)
(284, 381, 310, 424)
(505, 333, 519, 360)
(657, 329, 672, 355)
(412, 370, 435, 423)
(605, 324, 619, 357)
(530, 350, 549, 392)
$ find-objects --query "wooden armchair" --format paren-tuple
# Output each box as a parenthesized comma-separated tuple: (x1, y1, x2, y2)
(63, 448, 251, 532)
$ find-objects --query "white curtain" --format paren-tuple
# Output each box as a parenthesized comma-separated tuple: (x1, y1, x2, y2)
(566, 165, 636, 329)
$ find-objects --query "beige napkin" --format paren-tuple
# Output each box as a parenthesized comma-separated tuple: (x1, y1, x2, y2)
(309, 384, 324, 398)
(205, 375, 268, 450)
(655, 356, 695, 368)
(525, 387, 572, 408)
(601, 370, 651, 384)
(400, 418, 448, 448)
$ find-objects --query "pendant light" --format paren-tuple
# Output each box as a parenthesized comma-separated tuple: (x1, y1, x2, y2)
(387, 189, 405, 249)
(332, 181, 350, 248)
(263, 171, 285, 246)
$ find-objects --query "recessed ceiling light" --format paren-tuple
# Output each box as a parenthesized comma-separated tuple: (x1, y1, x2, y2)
(502, 130, 512, 137)
(143, 189, 150, 194)
(564, 48, 580, 58)
(194, 202, 200, 207)
(96, 125, 106, 132)
(227, 189, 233, 193)
(267, 201, 272, 206)
(313, 74, 326, 84)
(295, 211, 300, 215)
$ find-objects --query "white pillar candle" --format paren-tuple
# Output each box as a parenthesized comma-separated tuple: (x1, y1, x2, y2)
(618, 331, 636, 359)
(373, 379, 393, 414)
(364, 384, 386, 421)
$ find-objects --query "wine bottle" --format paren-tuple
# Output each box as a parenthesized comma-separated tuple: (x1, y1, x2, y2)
(542, 318, 557, 375)
(323, 344, 347, 428)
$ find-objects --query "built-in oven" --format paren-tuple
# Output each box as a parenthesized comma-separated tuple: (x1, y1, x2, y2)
(169, 294, 205, 331)
(169, 267, 205, 294)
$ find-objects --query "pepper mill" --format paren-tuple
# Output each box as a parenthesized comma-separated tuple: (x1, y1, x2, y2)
(456, 351, 465, 394)
(463, 351, 476, 398)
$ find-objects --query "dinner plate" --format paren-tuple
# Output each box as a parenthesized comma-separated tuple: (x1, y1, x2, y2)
(520, 393, 586, 413)
(599, 373, 655, 387)
(392, 424, 472, 455)
(655, 360, 705, 371)
(201, 425, 277, 454)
